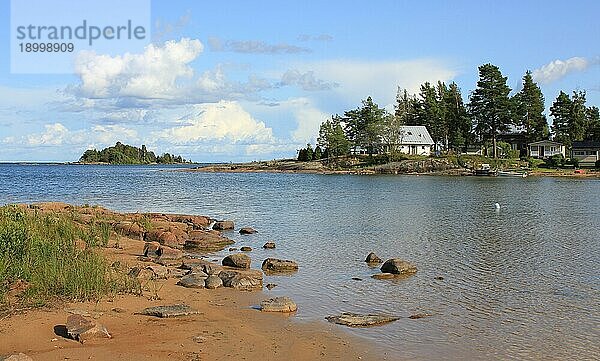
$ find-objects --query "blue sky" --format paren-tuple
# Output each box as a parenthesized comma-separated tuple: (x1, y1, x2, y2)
(0, 0, 599, 162)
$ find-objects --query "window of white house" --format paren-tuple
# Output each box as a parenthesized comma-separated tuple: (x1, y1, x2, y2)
(422, 146, 425, 149)
(574, 151, 585, 156)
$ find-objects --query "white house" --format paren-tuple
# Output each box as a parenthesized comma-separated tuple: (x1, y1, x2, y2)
(528, 140, 565, 159)
(396, 125, 435, 156)
(350, 125, 435, 156)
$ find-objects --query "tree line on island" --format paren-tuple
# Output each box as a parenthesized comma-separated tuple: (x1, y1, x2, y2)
(300, 63, 600, 160)
(79, 142, 191, 164)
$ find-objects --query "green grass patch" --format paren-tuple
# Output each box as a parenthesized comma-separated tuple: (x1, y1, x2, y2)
(0, 205, 132, 306)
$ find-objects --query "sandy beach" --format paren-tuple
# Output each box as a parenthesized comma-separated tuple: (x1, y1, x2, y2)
(0, 203, 392, 361)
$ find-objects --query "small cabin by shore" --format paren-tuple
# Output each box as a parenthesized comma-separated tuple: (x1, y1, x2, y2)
(571, 141, 600, 167)
(528, 140, 565, 159)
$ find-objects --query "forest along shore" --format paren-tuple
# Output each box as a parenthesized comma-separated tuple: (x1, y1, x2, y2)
(0, 203, 388, 361)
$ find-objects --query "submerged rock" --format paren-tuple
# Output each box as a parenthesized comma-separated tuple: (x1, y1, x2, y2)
(240, 246, 252, 252)
(409, 313, 432, 319)
(222, 253, 251, 269)
(65, 314, 111, 343)
(260, 296, 297, 313)
(380, 258, 417, 275)
(213, 220, 234, 230)
(239, 227, 258, 235)
(265, 283, 277, 290)
(261, 258, 298, 273)
(365, 252, 383, 264)
(262, 241, 276, 249)
(140, 304, 199, 318)
(371, 273, 396, 280)
(325, 313, 400, 327)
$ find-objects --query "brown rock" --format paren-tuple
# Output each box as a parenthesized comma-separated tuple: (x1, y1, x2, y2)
(380, 258, 417, 275)
(260, 297, 297, 312)
(261, 258, 298, 274)
(213, 220, 234, 230)
(65, 314, 111, 343)
(371, 273, 396, 280)
(184, 230, 235, 252)
(365, 252, 383, 264)
(325, 313, 400, 327)
(262, 241, 276, 249)
(240, 246, 252, 252)
(177, 272, 208, 288)
(140, 304, 199, 318)
(222, 253, 251, 269)
(2, 353, 34, 361)
(239, 227, 257, 235)
(204, 274, 223, 289)
(114, 221, 145, 240)
(143, 241, 161, 258)
(218, 269, 263, 290)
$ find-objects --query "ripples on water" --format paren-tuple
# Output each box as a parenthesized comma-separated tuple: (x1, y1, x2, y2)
(1, 164, 599, 360)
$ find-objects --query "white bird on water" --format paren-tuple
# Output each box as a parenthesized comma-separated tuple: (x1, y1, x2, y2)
(494, 202, 501, 210)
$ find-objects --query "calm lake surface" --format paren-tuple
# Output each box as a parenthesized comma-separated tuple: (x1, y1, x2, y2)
(1, 164, 599, 360)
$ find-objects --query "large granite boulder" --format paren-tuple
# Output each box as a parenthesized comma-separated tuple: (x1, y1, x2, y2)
(218, 268, 263, 291)
(222, 253, 251, 269)
(184, 230, 235, 252)
(261, 258, 298, 274)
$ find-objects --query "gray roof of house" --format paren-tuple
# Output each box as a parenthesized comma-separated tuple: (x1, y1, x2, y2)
(528, 140, 563, 146)
(400, 126, 434, 145)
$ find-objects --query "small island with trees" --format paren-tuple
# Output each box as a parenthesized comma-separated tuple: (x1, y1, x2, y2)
(78, 142, 192, 165)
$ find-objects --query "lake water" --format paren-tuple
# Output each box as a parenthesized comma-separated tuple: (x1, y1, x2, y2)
(1, 164, 599, 360)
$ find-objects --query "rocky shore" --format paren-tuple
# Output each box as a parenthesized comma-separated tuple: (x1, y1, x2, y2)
(0, 203, 395, 361)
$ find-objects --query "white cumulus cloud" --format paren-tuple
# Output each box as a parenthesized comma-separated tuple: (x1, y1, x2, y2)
(156, 101, 275, 144)
(74, 38, 203, 99)
(532, 57, 598, 84)
(26, 123, 70, 146)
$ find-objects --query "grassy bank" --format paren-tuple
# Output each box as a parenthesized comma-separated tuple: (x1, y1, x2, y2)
(0, 205, 130, 307)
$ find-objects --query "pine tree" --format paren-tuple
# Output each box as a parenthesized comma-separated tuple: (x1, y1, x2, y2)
(570, 91, 587, 142)
(314, 145, 323, 160)
(305, 144, 314, 161)
(317, 115, 350, 157)
(413, 82, 445, 150)
(468, 63, 513, 158)
(513, 71, 548, 142)
(586, 106, 600, 141)
(395, 88, 418, 125)
(550, 91, 572, 145)
(443, 82, 472, 151)
(344, 96, 387, 155)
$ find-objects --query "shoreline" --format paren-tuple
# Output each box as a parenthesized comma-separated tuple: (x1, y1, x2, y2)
(0, 203, 390, 361)
(183, 161, 600, 178)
